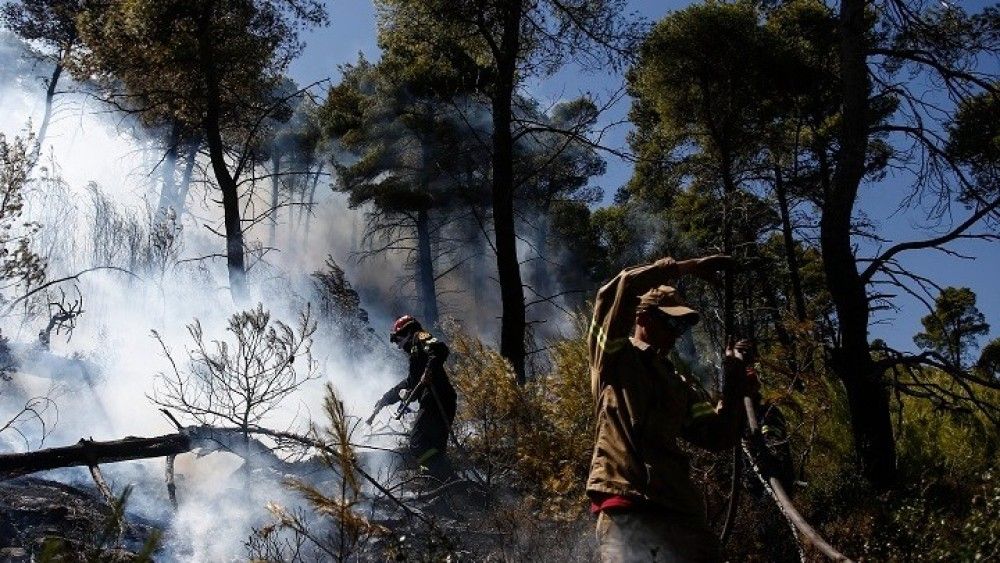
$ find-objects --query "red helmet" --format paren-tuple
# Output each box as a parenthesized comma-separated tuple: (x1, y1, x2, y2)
(390, 315, 420, 342)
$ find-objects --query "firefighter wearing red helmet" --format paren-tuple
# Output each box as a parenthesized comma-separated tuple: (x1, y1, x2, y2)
(369, 315, 457, 480)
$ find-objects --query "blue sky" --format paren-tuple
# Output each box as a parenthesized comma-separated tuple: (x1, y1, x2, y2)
(287, 0, 999, 354)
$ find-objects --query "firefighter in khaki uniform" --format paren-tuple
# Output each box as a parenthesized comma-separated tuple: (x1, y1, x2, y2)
(586, 255, 752, 563)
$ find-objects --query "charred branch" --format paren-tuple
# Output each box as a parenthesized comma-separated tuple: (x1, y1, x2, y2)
(0, 423, 432, 526)
(38, 286, 84, 350)
(0, 434, 191, 481)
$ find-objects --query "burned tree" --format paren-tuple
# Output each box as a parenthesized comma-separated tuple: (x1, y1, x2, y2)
(0, 0, 90, 162)
(149, 304, 318, 457)
(37, 286, 83, 350)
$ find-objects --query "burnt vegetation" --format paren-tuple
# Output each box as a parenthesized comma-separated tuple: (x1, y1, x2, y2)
(0, 0, 997, 561)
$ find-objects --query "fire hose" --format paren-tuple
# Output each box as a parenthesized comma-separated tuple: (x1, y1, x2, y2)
(738, 395, 852, 561)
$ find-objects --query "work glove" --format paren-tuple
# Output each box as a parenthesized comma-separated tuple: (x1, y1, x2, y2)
(366, 398, 386, 425)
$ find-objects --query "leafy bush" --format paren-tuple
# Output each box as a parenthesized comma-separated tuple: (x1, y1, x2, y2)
(790, 367, 1000, 561)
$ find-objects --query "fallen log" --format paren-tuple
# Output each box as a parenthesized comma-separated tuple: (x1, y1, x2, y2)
(0, 424, 431, 525)
(0, 434, 191, 480)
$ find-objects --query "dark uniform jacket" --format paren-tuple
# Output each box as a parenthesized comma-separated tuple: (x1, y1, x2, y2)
(381, 330, 456, 409)
(586, 258, 745, 523)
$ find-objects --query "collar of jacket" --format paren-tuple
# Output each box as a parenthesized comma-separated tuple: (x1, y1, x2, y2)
(629, 336, 673, 357)
(400, 331, 418, 353)
(629, 336, 676, 372)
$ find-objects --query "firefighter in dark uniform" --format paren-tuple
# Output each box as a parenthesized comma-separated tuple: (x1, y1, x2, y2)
(369, 315, 457, 480)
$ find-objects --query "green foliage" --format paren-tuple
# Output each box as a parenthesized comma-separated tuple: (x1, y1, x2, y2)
(376, 0, 638, 93)
(895, 372, 998, 481)
(868, 472, 1000, 561)
(949, 84, 1000, 198)
(0, 0, 83, 53)
(588, 203, 657, 276)
(75, 0, 326, 134)
(782, 364, 1000, 561)
(320, 55, 474, 213)
(629, 0, 778, 168)
(914, 287, 991, 367)
(949, 85, 1000, 167)
(976, 338, 1000, 380)
(0, 132, 46, 300)
(516, 97, 606, 209)
(861, 374, 999, 560)
(666, 183, 778, 255)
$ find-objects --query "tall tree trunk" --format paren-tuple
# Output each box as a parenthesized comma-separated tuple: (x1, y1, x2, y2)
(491, 3, 527, 383)
(32, 58, 64, 164)
(775, 165, 807, 322)
(157, 122, 182, 217)
(720, 155, 737, 339)
(415, 208, 439, 328)
(824, 0, 895, 488)
(175, 139, 199, 217)
(198, 5, 246, 301)
(270, 153, 281, 248)
(303, 162, 322, 244)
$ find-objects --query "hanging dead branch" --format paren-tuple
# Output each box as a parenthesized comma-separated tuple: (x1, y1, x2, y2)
(37, 286, 84, 350)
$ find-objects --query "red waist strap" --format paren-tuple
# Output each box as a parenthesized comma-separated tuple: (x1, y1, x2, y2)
(590, 492, 640, 514)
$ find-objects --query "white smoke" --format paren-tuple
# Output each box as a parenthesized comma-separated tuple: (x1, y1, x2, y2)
(0, 37, 420, 561)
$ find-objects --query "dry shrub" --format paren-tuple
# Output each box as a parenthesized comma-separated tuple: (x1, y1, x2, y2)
(519, 318, 594, 518)
(253, 383, 389, 562)
(442, 315, 594, 518)
(444, 318, 532, 490)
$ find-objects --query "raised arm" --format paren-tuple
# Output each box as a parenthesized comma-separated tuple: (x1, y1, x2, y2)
(588, 255, 733, 393)
(588, 258, 678, 367)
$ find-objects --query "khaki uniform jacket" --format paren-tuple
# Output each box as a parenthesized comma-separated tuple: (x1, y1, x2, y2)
(586, 258, 744, 523)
